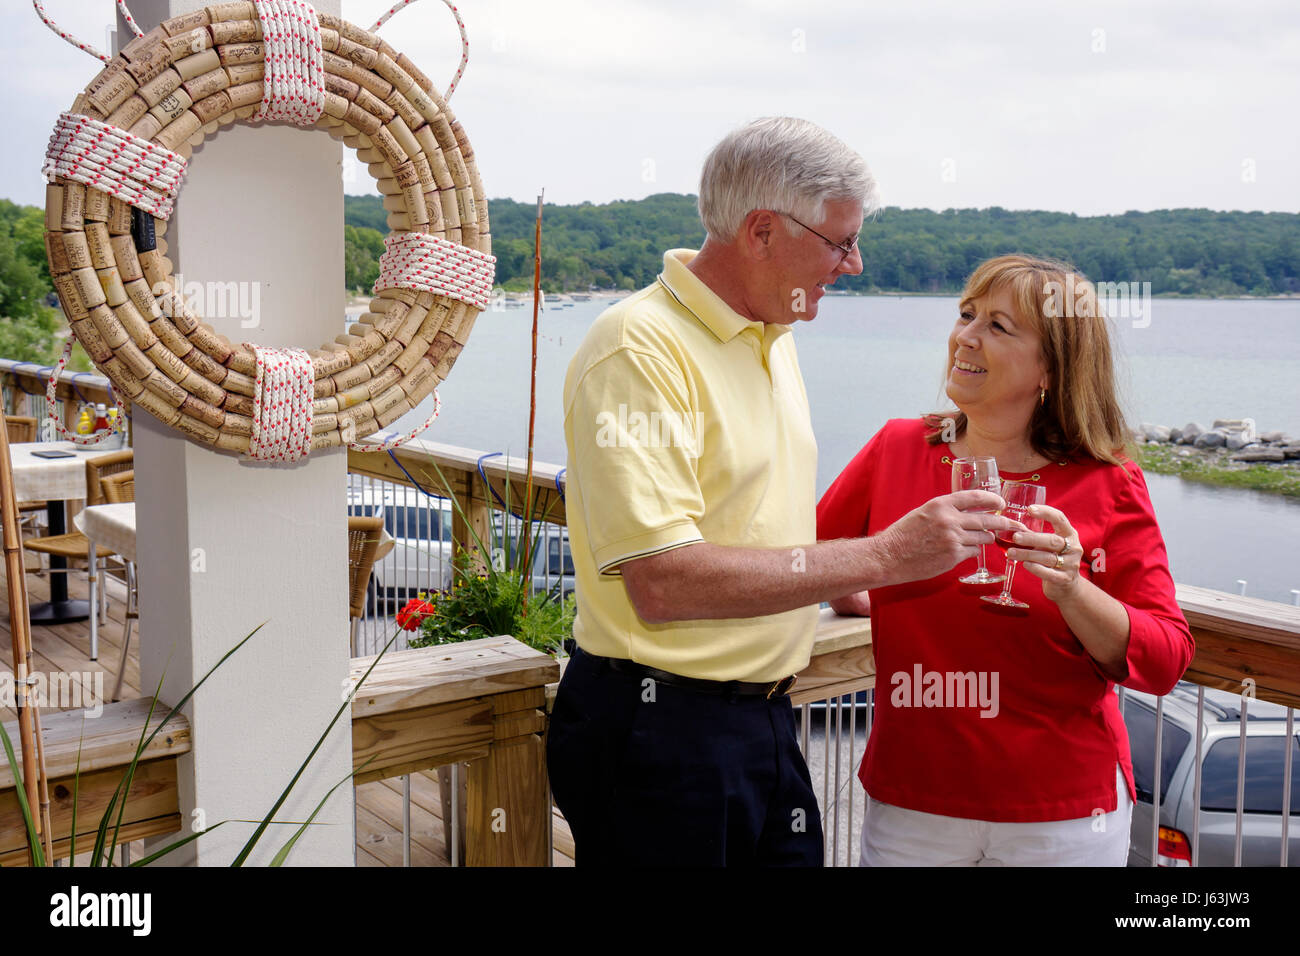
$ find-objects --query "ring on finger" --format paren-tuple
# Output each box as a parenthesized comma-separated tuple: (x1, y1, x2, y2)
(1054, 554, 1065, 570)
(1056, 538, 1070, 556)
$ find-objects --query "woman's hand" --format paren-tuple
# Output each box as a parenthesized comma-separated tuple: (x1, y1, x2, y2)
(1006, 504, 1084, 604)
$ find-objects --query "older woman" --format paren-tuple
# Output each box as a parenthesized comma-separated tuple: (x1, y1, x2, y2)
(817, 254, 1194, 866)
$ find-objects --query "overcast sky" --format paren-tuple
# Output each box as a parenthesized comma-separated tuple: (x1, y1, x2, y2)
(5, 0, 1298, 215)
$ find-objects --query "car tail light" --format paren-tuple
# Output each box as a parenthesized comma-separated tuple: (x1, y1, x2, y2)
(1157, 826, 1192, 866)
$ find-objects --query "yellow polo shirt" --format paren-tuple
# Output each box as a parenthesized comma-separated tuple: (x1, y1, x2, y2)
(562, 249, 820, 682)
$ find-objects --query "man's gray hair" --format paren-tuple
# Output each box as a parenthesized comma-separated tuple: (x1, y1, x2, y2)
(698, 117, 880, 242)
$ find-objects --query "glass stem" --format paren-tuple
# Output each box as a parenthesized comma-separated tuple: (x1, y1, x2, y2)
(976, 542, 987, 573)
(999, 559, 1019, 601)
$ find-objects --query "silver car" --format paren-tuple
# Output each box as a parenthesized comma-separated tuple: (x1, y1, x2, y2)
(1123, 682, 1299, 866)
(348, 483, 454, 615)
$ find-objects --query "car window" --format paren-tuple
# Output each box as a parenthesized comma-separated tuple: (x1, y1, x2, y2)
(385, 505, 441, 541)
(1200, 735, 1300, 814)
(548, 536, 575, 576)
(1124, 701, 1191, 805)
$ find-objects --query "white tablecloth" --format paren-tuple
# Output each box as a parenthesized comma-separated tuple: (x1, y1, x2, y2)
(8, 441, 124, 504)
(74, 503, 137, 562)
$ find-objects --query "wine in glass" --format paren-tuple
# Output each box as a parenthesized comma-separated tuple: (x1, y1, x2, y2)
(981, 481, 1048, 609)
(951, 456, 1005, 585)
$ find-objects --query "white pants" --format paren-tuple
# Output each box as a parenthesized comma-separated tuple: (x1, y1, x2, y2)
(859, 767, 1133, 866)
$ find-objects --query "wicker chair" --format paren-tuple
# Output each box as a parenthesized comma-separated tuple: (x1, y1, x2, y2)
(347, 515, 385, 657)
(23, 449, 134, 630)
(99, 470, 137, 701)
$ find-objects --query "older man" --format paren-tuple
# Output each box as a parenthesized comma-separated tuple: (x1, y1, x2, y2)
(548, 117, 1019, 866)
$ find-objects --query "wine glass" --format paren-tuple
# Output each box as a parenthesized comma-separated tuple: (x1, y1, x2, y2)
(981, 481, 1048, 609)
(951, 457, 1005, 585)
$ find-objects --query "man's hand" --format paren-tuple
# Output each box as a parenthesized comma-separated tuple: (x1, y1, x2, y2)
(871, 490, 1027, 586)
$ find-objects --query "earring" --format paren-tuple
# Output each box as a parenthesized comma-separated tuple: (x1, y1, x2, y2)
(1039, 388, 1046, 407)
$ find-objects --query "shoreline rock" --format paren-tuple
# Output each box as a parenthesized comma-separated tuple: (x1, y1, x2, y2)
(1136, 420, 1300, 467)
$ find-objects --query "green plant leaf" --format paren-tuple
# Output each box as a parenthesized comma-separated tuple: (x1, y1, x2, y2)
(269, 756, 376, 867)
(0, 719, 46, 867)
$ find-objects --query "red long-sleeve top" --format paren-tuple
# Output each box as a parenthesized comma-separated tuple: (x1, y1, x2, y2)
(816, 418, 1195, 821)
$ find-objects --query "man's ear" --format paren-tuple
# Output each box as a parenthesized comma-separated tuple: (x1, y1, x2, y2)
(741, 209, 776, 260)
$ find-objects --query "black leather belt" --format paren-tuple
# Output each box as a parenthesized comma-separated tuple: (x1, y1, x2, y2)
(575, 647, 797, 699)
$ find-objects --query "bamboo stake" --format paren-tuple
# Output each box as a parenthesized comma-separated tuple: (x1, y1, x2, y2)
(0, 420, 53, 863)
(521, 191, 543, 587)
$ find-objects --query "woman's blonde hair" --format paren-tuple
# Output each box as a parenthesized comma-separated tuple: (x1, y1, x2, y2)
(925, 254, 1133, 466)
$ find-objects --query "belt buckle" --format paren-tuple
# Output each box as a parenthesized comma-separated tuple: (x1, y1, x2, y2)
(767, 675, 797, 699)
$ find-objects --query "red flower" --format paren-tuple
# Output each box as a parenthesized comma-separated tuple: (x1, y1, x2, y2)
(396, 598, 436, 631)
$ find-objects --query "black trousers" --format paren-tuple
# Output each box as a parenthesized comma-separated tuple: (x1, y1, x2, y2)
(546, 647, 823, 866)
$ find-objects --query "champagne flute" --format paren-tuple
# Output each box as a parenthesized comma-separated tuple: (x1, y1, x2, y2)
(981, 481, 1048, 609)
(951, 457, 1005, 585)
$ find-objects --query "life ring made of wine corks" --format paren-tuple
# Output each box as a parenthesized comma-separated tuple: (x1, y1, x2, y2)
(40, 0, 494, 460)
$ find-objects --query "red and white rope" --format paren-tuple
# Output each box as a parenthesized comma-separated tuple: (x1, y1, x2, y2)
(347, 388, 441, 453)
(44, 112, 188, 219)
(44, 338, 129, 446)
(369, 0, 470, 100)
(374, 233, 496, 311)
(31, 1, 145, 64)
(251, 0, 325, 126)
(247, 345, 315, 461)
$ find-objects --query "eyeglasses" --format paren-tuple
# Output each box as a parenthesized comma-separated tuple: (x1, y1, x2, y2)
(775, 211, 861, 264)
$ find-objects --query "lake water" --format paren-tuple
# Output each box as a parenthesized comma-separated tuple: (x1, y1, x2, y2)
(379, 295, 1300, 605)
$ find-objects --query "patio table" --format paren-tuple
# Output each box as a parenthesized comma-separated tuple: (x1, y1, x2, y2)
(8, 440, 124, 625)
(74, 502, 136, 661)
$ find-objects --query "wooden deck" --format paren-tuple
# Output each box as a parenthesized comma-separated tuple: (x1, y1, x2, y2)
(2, 563, 574, 866)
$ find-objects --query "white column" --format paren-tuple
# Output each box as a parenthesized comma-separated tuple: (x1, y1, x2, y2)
(128, 0, 353, 865)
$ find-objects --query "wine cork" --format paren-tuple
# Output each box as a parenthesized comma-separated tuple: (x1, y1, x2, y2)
(107, 198, 133, 235)
(138, 249, 171, 291)
(147, 311, 189, 357)
(343, 102, 381, 137)
(50, 274, 86, 324)
(359, 309, 401, 340)
(417, 300, 453, 342)
(125, 279, 162, 321)
(222, 367, 256, 398)
(367, 364, 402, 397)
(373, 54, 413, 94)
(44, 232, 71, 275)
(209, 19, 260, 45)
(334, 381, 373, 410)
(56, 231, 90, 274)
(60, 182, 86, 231)
(149, 87, 193, 128)
(381, 193, 406, 214)
(433, 338, 465, 380)
(395, 53, 433, 94)
(89, 303, 129, 349)
(426, 330, 455, 366)
(322, 90, 350, 120)
(175, 412, 221, 446)
(101, 356, 146, 397)
(113, 298, 157, 351)
(224, 60, 264, 85)
(415, 127, 453, 189)
(186, 89, 228, 126)
(143, 368, 187, 407)
(217, 43, 263, 67)
(164, 27, 213, 61)
(180, 394, 226, 428)
(128, 113, 164, 143)
(223, 393, 254, 417)
(123, 37, 171, 87)
(183, 67, 230, 103)
(224, 82, 265, 111)
(438, 188, 461, 232)
(71, 318, 113, 363)
(375, 393, 412, 428)
(98, 267, 128, 308)
(335, 34, 377, 69)
(83, 187, 110, 223)
(145, 340, 191, 383)
(370, 127, 406, 170)
(73, 267, 108, 310)
(444, 147, 469, 188)
(86, 61, 136, 115)
(355, 86, 395, 124)
(44, 184, 64, 231)
(182, 342, 228, 386)
(106, 94, 149, 130)
(309, 348, 352, 378)
(392, 339, 428, 377)
(331, 362, 372, 393)
(385, 87, 423, 132)
(221, 411, 253, 436)
(390, 301, 426, 345)
(106, 235, 141, 282)
(132, 388, 182, 427)
(208, 1, 256, 21)
(224, 344, 256, 377)
(312, 412, 338, 434)
(215, 431, 250, 453)
(312, 396, 338, 416)
(155, 111, 202, 152)
(162, 10, 212, 37)
(319, 27, 340, 53)
(189, 324, 233, 365)
(181, 369, 226, 407)
(401, 358, 435, 401)
(313, 376, 336, 399)
(310, 431, 340, 451)
(387, 116, 421, 165)
(83, 222, 112, 269)
(404, 84, 440, 128)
